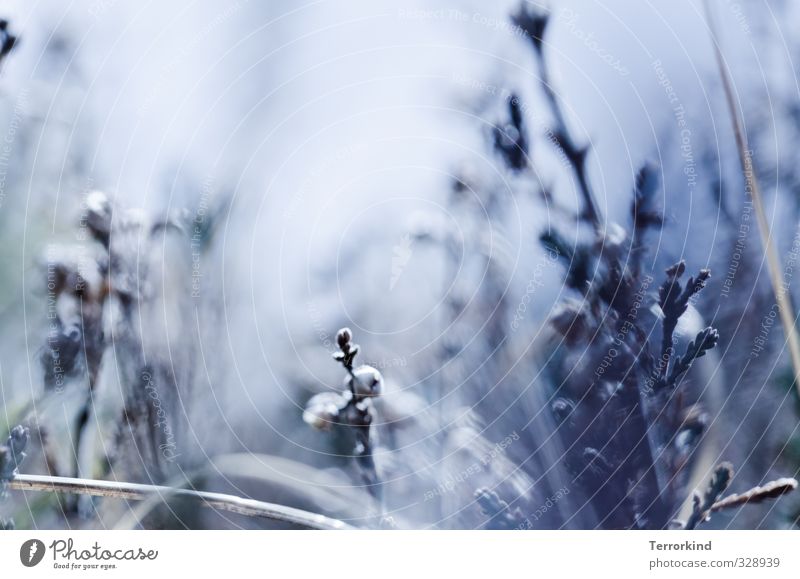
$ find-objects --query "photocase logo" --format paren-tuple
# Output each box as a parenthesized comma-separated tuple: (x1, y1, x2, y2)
(389, 233, 414, 291)
(19, 539, 46, 567)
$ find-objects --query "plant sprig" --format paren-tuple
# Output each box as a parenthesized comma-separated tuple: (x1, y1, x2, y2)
(656, 261, 713, 384)
(305, 328, 384, 507)
(0, 425, 30, 530)
(682, 463, 797, 529)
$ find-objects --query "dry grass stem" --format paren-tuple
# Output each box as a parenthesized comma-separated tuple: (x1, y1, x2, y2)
(8, 474, 353, 530)
(705, 0, 800, 395)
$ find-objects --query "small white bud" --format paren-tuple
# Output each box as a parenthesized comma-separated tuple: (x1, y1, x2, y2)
(349, 365, 383, 398)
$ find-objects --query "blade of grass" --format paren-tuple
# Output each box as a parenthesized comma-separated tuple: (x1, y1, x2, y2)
(704, 0, 800, 395)
(8, 474, 353, 530)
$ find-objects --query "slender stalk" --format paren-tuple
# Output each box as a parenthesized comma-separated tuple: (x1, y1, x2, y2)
(8, 474, 353, 530)
(533, 45, 602, 229)
(705, 0, 800, 395)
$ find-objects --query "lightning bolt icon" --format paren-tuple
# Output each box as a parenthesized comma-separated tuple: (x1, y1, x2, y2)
(28, 542, 38, 563)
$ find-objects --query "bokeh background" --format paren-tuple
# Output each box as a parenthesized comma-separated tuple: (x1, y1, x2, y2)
(0, 0, 799, 529)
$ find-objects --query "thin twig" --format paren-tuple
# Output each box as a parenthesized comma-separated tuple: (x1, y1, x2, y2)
(513, 4, 602, 229)
(8, 474, 353, 530)
(533, 40, 601, 228)
(705, 0, 800, 395)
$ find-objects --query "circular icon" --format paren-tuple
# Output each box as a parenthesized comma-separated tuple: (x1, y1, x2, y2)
(20, 539, 46, 567)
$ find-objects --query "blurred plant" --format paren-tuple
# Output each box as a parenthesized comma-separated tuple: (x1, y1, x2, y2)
(0, 425, 29, 529)
(34, 189, 213, 511)
(0, 19, 17, 70)
(492, 97, 529, 172)
(0, 426, 29, 491)
(39, 192, 109, 501)
(474, 487, 525, 530)
(512, 1, 600, 227)
(471, 3, 727, 529)
(304, 328, 384, 505)
(479, 0, 799, 527)
(2, 0, 799, 533)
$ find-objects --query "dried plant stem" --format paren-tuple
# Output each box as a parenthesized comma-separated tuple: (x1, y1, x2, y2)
(709, 477, 798, 513)
(8, 474, 353, 530)
(533, 44, 601, 229)
(705, 0, 800, 395)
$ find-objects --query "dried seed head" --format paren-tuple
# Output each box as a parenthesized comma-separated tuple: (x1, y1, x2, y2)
(511, 2, 549, 52)
(710, 462, 734, 495)
(84, 190, 113, 247)
(303, 392, 346, 431)
(349, 365, 383, 398)
(552, 398, 575, 423)
(336, 327, 352, 350)
(333, 327, 361, 370)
